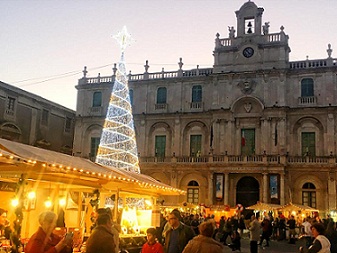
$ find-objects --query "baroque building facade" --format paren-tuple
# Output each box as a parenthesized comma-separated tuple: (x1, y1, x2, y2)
(73, 1, 337, 214)
(0, 81, 75, 154)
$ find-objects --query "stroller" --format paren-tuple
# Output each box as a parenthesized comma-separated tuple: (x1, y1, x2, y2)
(227, 230, 241, 252)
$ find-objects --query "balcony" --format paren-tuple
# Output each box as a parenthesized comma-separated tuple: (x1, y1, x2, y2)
(89, 106, 103, 116)
(298, 96, 316, 106)
(155, 103, 168, 111)
(190, 102, 203, 110)
(139, 154, 335, 166)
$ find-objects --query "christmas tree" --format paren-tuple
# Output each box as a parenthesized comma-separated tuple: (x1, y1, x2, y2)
(96, 26, 140, 173)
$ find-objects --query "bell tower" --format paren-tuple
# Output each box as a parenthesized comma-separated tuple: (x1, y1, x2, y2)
(213, 1, 290, 73)
(236, 1, 264, 37)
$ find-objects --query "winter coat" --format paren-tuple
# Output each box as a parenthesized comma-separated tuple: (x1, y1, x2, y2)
(164, 222, 195, 253)
(86, 225, 116, 253)
(249, 219, 260, 242)
(182, 235, 225, 253)
(25, 227, 71, 253)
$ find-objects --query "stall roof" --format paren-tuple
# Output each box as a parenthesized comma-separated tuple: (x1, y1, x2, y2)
(279, 202, 319, 212)
(246, 202, 283, 211)
(0, 138, 185, 196)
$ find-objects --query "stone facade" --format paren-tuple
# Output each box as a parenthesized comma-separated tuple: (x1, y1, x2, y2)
(0, 81, 75, 154)
(73, 1, 337, 214)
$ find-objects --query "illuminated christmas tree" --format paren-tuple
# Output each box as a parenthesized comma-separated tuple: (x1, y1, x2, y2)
(96, 26, 140, 173)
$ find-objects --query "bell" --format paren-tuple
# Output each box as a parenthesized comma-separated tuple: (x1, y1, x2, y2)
(247, 27, 252, 34)
(247, 21, 252, 27)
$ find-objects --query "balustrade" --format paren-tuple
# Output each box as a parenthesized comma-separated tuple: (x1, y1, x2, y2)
(138, 154, 335, 166)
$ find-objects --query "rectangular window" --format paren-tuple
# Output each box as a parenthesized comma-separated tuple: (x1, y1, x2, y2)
(190, 135, 202, 157)
(157, 87, 167, 104)
(241, 129, 255, 156)
(93, 92, 102, 107)
(302, 191, 316, 208)
(64, 117, 72, 132)
(192, 85, 202, 102)
(41, 109, 49, 125)
(301, 132, 315, 156)
(301, 78, 314, 97)
(187, 188, 199, 204)
(7, 97, 15, 111)
(90, 137, 101, 160)
(155, 135, 166, 157)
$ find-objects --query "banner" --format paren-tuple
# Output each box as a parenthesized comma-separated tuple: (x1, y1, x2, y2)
(215, 173, 224, 200)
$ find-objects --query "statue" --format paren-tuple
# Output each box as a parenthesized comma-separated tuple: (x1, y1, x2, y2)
(228, 26, 235, 38)
(263, 22, 270, 35)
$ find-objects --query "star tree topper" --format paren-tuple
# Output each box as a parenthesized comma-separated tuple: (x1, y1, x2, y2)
(113, 26, 134, 52)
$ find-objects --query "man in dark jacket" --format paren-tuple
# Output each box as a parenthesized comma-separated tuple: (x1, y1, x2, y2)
(86, 213, 116, 253)
(164, 209, 195, 253)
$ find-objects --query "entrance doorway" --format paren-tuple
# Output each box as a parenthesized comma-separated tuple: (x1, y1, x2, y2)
(236, 176, 259, 217)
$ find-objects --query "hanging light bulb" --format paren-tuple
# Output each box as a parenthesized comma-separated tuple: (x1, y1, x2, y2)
(44, 197, 52, 208)
(27, 191, 36, 200)
(59, 197, 66, 207)
(11, 198, 19, 207)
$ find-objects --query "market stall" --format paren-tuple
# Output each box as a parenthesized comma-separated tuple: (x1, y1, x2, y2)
(246, 201, 283, 218)
(278, 202, 319, 219)
(0, 138, 184, 253)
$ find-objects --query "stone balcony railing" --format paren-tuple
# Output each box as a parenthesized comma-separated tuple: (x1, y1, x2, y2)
(298, 96, 317, 106)
(138, 154, 335, 166)
(80, 57, 336, 85)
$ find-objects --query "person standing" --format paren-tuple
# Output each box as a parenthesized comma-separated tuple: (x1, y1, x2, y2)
(164, 209, 195, 253)
(325, 221, 337, 253)
(190, 214, 200, 235)
(249, 215, 260, 253)
(182, 220, 224, 253)
(299, 222, 330, 253)
(141, 227, 164, 253)
(0, 208, 11, 240)
(287, 215, 297, 244)
(301, 218, 313, 248)
(259, 217, 271, 247)
(86, 213, 116, 253)
(25, 211, 72, 253)
(238, 215, 246, 238)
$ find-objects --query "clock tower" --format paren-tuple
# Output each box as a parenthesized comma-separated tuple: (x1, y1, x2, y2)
(213, 1, 291, 73)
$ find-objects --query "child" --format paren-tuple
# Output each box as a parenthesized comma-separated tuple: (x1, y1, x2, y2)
(141, 228, 164, 253)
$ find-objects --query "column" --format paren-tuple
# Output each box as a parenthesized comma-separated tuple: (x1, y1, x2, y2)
(224, 173, 229, 205)
(280, 173, 285, 205)
(29, 108, 38, 145)
(208, 173, 213, 204)
(263, 173, 268, 203)
(114, 189, 120, 222)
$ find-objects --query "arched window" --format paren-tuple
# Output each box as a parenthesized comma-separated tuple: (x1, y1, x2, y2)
(187, 180, 199, 204)
(301, 78, 314, 97)
(157, 87, 167, 104)
(92, 92, 102, 107)
(129, 89, 134, 105)
(192, 85, 202, 102)
(302, 182, 316, 208)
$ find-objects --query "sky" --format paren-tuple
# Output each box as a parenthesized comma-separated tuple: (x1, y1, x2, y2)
(1, 0, 337, 111)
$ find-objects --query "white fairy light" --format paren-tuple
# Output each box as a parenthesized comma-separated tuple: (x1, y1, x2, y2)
(96, 26, 140, 174)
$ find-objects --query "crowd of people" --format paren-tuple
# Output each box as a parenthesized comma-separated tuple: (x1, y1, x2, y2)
(2, 205, 337, 253)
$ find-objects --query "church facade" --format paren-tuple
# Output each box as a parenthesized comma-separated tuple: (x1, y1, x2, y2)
(73, 1, 337, 215)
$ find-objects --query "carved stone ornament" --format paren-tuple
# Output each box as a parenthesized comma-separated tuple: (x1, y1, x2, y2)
(244, 102, 252, 113)
(237, 80, 256, 94)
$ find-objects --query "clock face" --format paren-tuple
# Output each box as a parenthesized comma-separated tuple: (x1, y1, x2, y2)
(243, 47, 254, 58)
